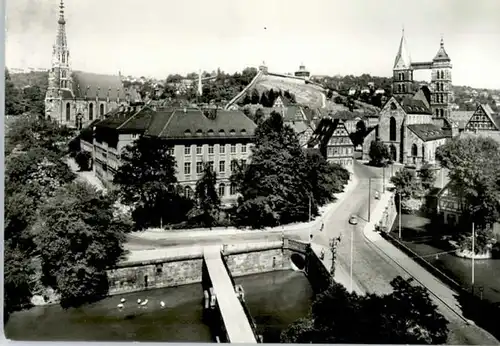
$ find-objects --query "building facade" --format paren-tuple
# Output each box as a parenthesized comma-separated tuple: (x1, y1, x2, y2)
(44, 0, 139, 129)
(463, 103, 500, 142)
(90, 106, 256, 205)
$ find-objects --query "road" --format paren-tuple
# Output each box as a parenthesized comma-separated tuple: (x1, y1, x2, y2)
(126, 160, 498, 345)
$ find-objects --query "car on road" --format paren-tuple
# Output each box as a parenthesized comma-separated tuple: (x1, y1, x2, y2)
(374, 191, 380, 199)
(349, 215, 358, 225)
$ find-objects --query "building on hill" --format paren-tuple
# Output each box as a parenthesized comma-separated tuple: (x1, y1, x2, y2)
(362, 95, 448, 166)
(308, 116, 354, 173)
(44, 0, 140, 129)
(392, 30, 453, 128)
(294, 64, 311, 80)
(89, 106, 256, 205)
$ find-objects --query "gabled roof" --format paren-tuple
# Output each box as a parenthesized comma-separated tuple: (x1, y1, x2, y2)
(468, 103, 500, 130)
(394, 30, 411, 70)
(71, 71, 140, 101)
(407, 123, 448, 141)
(433, 38, 451, 62)
(147, 108, 257, 139)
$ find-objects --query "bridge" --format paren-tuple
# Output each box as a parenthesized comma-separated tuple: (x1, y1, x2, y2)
(202, 246, 258, 343)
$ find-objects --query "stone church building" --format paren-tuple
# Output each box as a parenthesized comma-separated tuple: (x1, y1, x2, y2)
(45, 1, 140, 129)
(363, 31, 454, 166)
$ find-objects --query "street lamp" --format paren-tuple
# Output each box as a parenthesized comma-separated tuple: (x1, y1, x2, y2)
(350, 224, 354, 293)
(471, 205, 481, 295)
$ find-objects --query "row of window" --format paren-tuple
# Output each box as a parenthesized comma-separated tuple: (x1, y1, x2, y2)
(331, 158, 353, 167)
(435, 70, 448, 80)
(183, 159, 246, 175)
(65, 102, 105, 122)
(467, 122, 494, 129)
(327, 146, 353, 157)
(184, 183, 237, 198)
(435, 108, 445, 117)
(180, 144, 249, 156)
(396, 84, 408, 93)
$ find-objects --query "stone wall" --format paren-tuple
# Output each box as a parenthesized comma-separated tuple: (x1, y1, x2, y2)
(224, 248, 289, 277)
(107, 257, 203, 295)
(305, 246, 331, 293)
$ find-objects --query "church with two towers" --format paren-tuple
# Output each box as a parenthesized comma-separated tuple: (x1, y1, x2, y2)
(44, 0, 140, 129)
(363, 30, 455, 166)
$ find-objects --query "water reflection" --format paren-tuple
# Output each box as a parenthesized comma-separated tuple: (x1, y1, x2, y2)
(5, 270, 313, 343)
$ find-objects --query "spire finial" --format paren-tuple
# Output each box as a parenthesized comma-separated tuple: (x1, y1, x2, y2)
(440, 33, 444, 47)
(58, 0, 66, 25)
(402, 25, 405, 36)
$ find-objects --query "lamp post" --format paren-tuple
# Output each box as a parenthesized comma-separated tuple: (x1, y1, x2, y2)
(398, 192, 402, 239)
(470, 205, 481, 296)
(368, 178, 372, 222)
(350, 224, 354, 293)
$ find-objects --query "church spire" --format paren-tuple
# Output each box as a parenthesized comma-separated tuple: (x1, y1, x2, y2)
(55, 0, 67, 49)
(394, 28, 411, 70)
(433, 34, 451, 62)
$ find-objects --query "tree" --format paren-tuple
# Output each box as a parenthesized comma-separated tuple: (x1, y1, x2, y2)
(259, 91, 269, 107)
(418, 165, 436, 190)
(5, 68, 25, 116)
(234, 112, 314, 228)
(75, 151, 92, 171)
(188, 163, 221, 228)
(390, 168, 419, 198)
(254, 108, 265, 125)
(304, 151, 349, 206)
(250, 88, 260, 104)
(368, 140, 389, 167)
(34, 182, 130, 308)
(282, 276, 449, 344)
(436, 135, 500, 229)
(113, 136, 190, 229)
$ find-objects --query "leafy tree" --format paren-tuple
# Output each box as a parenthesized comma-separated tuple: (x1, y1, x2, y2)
(34, 182, 130, 308)
(368, 140, 390, 167)
(254, 108, 265, 125)
(234, 112, 314, 228)
(113, 136, 190, 229)
(418, 165, 436, 190)
(5, 68, 25, 115)
(259, 91, 269, 107)
(267, 89, 277, 107)
(305, 151, 349, 205)
(188, 162, 221, 228)
(390, 168, 419, 198)
(458, 228, 494, 255)
(282, 276, 448, 344)
(436, 135, 500, 230)
(75, 151, 92, 171)
(250, 88, 260, 104)
(4, 242, 35, 322)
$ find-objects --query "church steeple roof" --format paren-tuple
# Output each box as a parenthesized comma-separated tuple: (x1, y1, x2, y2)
(433, 36, 451, 62)
(394, 28, 411, 70)
(55, 0, 67, 49)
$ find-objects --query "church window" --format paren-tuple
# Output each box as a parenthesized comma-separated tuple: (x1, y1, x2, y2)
(389, 117, 397, 141)
(66, 103, 71, 122)
(398, 85, 401, 93)
(402, 84, 406, 93)
(411, 143, 418, 157)
(62, 70, 66, 78)
(62, 53, 65, 63)
(89, 103, 94, 121)
(422, 144, 425, 160)
(390, 102, 397, 110)
(100, 103, 104, 116)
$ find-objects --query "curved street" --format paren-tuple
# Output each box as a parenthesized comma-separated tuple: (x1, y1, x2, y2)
(126, 159, 499, 345)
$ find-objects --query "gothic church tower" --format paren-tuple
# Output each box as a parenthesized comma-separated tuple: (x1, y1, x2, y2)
(392, 29, 413, 101)
(430, 37, 452, 119)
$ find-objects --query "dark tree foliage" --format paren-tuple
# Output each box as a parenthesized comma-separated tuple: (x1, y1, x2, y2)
(281, 276, 449, 344)
(34, 182, 130, 308)
(75, 151, 92, 171)
(418, 165, 436, 190)
(188, 163, 221, 228)
(5, 68, 25, 115)
(368, 140, 390, 167)
(113, 136, 191, 229)
(254, 108, 265, 125)
(436, 135, 500, 229)
(250, 88, 260, 104)
(390, 168, 419, 198)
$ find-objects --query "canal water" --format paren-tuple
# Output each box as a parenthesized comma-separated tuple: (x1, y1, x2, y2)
(5, 270, 313, 342)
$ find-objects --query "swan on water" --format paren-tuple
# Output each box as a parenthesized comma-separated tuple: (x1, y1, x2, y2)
(117, 303, 124, 309)
(160, 301, 165, 308)
(120, 298, 126, 303)
(140, 299, 148, 306)
(137, 298, 141, 304)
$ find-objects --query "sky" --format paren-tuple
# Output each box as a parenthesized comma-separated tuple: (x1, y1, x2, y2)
(5, 0, 500, 89)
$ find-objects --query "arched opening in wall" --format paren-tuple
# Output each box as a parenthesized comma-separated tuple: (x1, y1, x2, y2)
(390, 102, 397, 110)
(422, 144, 425, 161)
(89, 103, 94, 121)
(100, 103, 104, 117)
(390, 144, 397, 162)
(389, 117, 397, 141)
(290, 253, 305, 272)
(411, 143, 418, 157)
(62, 70, 66, 78)
(66, 103, 71, 122)
(218, 183, 225, 197)
(397, 84, 402, 93)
